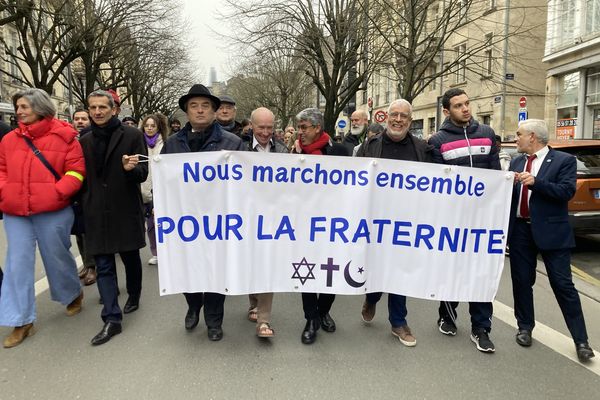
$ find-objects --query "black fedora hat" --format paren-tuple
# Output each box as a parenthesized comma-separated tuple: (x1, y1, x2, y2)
(178, 84, 221, 112)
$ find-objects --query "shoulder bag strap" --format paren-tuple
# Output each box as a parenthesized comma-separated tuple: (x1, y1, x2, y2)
(23, 136, 62, 181)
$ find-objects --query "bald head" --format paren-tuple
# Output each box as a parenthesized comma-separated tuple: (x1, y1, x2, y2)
(350, 109, 369, 135)
(250, 107, 276, 147)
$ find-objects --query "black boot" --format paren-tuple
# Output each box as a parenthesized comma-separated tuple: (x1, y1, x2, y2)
(301, 319, 320, 344)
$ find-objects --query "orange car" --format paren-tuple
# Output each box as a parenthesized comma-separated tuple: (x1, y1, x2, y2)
(502, 139, 600, 234)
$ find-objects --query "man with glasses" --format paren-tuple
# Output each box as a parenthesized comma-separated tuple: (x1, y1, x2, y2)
(216, 95, 243, 137)
(428, 88, 500, 353)
(508, 119, 594, 362)
(292, 108, 348, 344)
(356, 99, 433, 347)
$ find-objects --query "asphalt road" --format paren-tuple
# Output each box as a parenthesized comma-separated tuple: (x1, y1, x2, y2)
(1, 232, 600, 399)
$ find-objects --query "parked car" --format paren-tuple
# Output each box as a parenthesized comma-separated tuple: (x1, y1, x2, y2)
(502, 139, 600, 235)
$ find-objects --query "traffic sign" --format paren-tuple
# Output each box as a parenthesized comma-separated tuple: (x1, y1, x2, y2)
(367, 97, 373, 108)
(519, 96, 527, 108)
(337, 119, 347, 129)
(374, 110, 387, 123)
(518, 111, 527, 122)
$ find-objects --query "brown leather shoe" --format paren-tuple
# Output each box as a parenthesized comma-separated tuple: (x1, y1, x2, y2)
(78, 267, 88, 279)
(66, 291, 84, 316)
(3, 324, 35, 348)
(82, 267, 97, 286)
(361, 300, 376, 323)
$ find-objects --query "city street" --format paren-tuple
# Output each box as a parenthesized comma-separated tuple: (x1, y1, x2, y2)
(0, 226, 599, 399)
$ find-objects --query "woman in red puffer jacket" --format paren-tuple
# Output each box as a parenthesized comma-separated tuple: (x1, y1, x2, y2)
(0, 88, 86, 348)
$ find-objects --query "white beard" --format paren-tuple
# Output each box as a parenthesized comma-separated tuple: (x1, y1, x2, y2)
(350, 125, 365, 135)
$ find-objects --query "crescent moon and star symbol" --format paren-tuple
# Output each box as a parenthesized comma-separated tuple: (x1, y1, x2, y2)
(344, 261, 366, 288)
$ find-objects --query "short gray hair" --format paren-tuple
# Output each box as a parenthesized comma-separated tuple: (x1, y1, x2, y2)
(296, 108, 323, 128)
(519, 119, 549, 145)
(388, 99, 413, 117)
(88, 89, 115, 108)
(12, 88, 56, 118)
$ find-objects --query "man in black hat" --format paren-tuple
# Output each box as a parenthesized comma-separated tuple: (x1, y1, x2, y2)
(161, 84, 245, 341)
(216, 95, 243, 137)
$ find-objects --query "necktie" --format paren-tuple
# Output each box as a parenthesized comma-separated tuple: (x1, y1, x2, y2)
(519, 154, 537, 218)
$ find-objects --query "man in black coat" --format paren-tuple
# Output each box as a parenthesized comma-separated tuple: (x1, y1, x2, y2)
(162, 84, 245, 341)
(80, 90, 148, 345)
(356, 99, 433, 348)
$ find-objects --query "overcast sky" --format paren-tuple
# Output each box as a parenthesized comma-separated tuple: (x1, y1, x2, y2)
(182, 0, 234, 85)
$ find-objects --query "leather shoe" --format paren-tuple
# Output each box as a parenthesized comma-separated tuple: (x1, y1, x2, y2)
(301, 319, 320, 344)
(207, 327, 223, 341)
(185, 308, 200, 330)
(66, 291, 84, 316)
(82, 267, 97, 286)
(123, 295, 140, 314)
(516, 329, 532, 347)
(320, 313, 336, 332)
(576, 342, 595, 362)
(91, 322, 122, 346)
(3, 323, 35, 348)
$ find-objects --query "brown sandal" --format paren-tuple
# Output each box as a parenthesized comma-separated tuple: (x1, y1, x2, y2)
(257, 322, 274, 338)
(248, 307, 258, 323)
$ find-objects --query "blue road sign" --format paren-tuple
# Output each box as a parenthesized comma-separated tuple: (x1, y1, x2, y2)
(518, 111, 527, 122)
(337, 119, 347, 129)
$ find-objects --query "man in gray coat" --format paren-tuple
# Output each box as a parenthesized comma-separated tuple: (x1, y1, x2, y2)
(80, 90, 148, 345)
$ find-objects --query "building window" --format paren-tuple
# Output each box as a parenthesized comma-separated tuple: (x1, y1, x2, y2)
(547, 0, 578, 52)
(428, 64, 437, 90)
(459, 0, 468, 21)
(455, 43, 466, 84)
(587, 70, 600, 105)
(557, 72, 580, 109)
(488, 0, 497, 9)
(483, 33, 493, 77)
(428, 117, 436, 136)
(586, 0, 600, 35)
(482, 115, 491, 125)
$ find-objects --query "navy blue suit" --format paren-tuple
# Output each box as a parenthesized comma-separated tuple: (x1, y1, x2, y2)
(508, 148, 588, 343)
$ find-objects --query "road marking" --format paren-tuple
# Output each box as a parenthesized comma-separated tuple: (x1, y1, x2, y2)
(571, 264, 600, 287)
(34, 256, 82, 297)
(32, 256, 597, 373)
(494, 300, 599, 375)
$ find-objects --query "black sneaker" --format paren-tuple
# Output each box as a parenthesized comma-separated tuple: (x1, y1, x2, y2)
(470, 329, 495, 353)
(438, 318, 457, 336)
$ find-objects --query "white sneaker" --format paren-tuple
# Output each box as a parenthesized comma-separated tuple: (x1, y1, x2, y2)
(148, 256, 158, 265)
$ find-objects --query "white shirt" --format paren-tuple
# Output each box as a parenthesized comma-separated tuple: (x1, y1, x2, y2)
(517, 145, 549, 217)
(253, 136, 272, 153)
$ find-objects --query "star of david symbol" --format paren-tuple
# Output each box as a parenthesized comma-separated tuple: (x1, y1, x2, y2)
(291, 257, 316, 285)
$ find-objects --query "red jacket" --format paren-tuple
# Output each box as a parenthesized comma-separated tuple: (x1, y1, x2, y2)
(0, 117, 85, 216)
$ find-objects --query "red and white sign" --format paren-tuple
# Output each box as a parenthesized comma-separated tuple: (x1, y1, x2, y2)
(367, 97, 373, 108)
(374, 110, 387, 123)
(519, 96, 527, 108)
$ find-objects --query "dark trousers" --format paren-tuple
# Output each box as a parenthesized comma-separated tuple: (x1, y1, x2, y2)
(95, 250, 142, 323)
(438, 301, 493, 332)
(509, 219, 588, 343)
(183, 292, 225, 329)
(302, 293, 335, 320)
(366, 292, 408, 327)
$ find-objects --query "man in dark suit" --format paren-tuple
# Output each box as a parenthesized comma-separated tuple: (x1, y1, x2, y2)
(508, 118, 594, 362)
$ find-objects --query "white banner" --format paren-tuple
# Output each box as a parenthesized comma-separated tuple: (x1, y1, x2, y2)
(152, 151, 513, 302)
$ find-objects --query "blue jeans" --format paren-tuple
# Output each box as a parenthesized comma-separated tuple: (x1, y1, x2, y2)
(0, 208, 81, 327)
(366, 292, 408, 327)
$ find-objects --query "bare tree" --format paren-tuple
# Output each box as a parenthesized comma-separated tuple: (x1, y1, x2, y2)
(368, 0, 547, 102)
(225, 0, 382, 135)
(226, 48, 313, 125)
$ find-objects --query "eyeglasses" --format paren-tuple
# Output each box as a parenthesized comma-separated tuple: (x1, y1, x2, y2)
(388, 112, 411, 120)
(297, 124, 315, 131)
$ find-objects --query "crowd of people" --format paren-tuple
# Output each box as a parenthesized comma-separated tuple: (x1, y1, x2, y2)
(0, 84, 594, 363)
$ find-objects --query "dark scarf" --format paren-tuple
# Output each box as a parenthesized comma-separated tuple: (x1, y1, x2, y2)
(144, 132, 160, 148)
(299, 132, 330, 155)
(188, 123, 214, 152)
(91, 116, 122, 176)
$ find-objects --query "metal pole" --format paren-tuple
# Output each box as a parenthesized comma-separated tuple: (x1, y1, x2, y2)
(500, 0, 511, 140)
